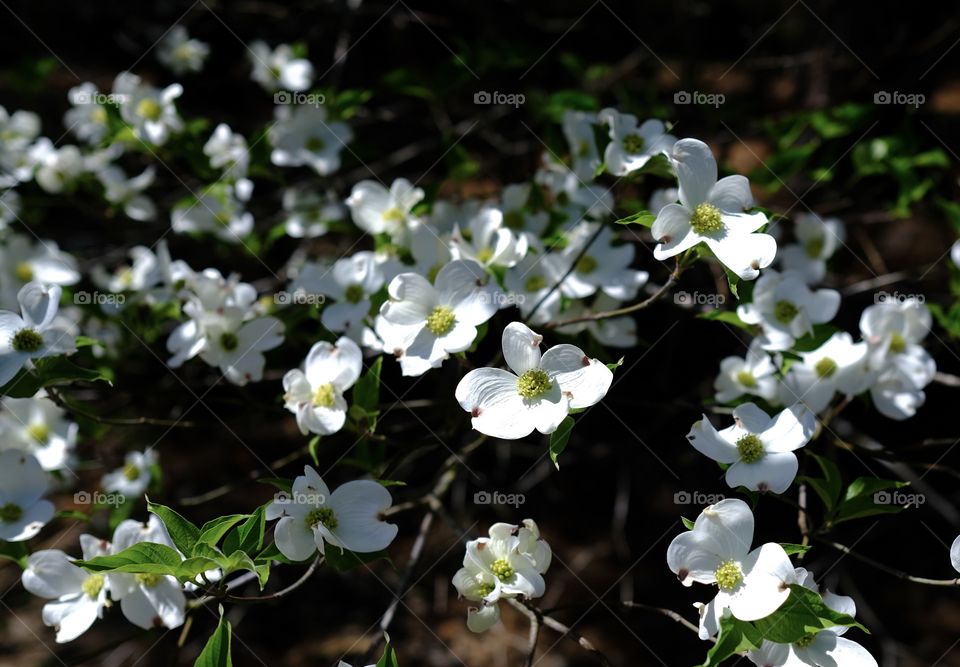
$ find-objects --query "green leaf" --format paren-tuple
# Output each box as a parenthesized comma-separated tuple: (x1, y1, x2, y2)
(802, 453, 843, 510)
(147, 500, 200, 555)
(698, 310, 752, 330)
(376, 638, 400, 667)
(196, 515, 248, 549)
(753, 584, 867, 643)
(75, 542, 183, 574)
(223, 506, 266, 556)
(324, 547, 391, 572)
(195, 605, 232, 667)
(549, 416, 575, 469)
(257, 477, 292, 493)
(606, 357, 624, 372)
(780, 543, 811, 556)
(681, 516, 695, 531)
(0, 540, 30, 568)
(308, 435, 321, 466)
(354, 357, 383, 413)
(834, 477, 910, 524)
(700, 615, 762, 666)
(615, 210, 656, 227)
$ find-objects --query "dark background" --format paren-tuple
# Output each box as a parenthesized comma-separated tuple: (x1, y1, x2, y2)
(1, 1, 959, 665)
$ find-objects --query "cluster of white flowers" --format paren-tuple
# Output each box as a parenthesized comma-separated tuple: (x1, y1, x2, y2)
(0, 391, 77, 472)
(452, 520, 551, 632)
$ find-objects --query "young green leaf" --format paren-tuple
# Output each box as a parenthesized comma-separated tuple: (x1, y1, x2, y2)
(195, 605, 233, 667)
(147, 500, 200, 555)
(549, 417, 575, 469)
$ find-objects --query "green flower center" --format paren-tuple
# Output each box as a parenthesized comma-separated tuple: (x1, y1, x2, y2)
(14, 262, 33, 282)
(382, 207, 405, 223)
(26, 423, 50, 444)
(889, 333, 906, 354)
(490, 558, 514, 582)
(213, 211, 233, 226)
(305, 507, 338, 530)
(773, 300, 799, 324)
(576, 255, 598, 274)
(82, 574, 105, 599)
(736, 434, 764, 464)
(135, 573, 162, 588)
(736, 371, 757, 388)
(313, 383, 336, 408)
(714, 560, 743, 591)
(794, 633, 818, 648)
(344, 284, 365, 304)
(476, 581, 495, 597)
(123, 462, 141, 481)
(525, 276, 546, 292)
(504, 210, 524, 230)
(305, 136, 326, 152)
(425, 306, 456, 336)
(12, 328, 43, 353)
(91, 107, 108, 124)
(517, 368, 552, 399)
(689, 203, 724, 235)
(622, 133, 646, 154)
(477, 247, 494, 264)
(0, 503, 23, 522)
(814, 357, 838, 378)
(804, 237, 825, 258)
(576, 139, 592, 157)
(220, 332, 239, 351)
(136, 98, 162, 121)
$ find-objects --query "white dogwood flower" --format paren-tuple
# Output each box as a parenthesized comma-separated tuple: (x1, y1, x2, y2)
(21, 535, 112, 642)
(0, 283, 76, 386)
(203, 123, 249, 180)
(737, 270, 841, 351)
(667, 499, 794, 638)
(269, 104, 353, 176)
(266, 465, 398, 560)
(652, 138, 776, 280)
(687, 403, 816, 493)
(598, 109, 676, 175)
(449, 208, 528, 269)
(171, 180, 255, 243)
(63, 83, 109, 145)
(779, 214, 845, 284)
(455, 322, 613, 439)
(249, 41, 313, 92)
(377, 260, 498, 376)
(0, 392, 77, 471)
(346, 178, 425, 243)
(113, 72, 183, 145)
(0, 449, 53, 541)
(714, 340, 779, 404)
(0, 234, 80, 307)
(97, 166, 156, 221)
(157, 26, 209, 75)
(779, 332, 873, 413)
(282, 337, 362, 436)
(555, 222, 649, 301)
(562, 110, 600, 181)
(102, 449, 157, 498)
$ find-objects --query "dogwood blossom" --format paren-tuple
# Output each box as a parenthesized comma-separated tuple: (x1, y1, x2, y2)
(0, 449, 54, 541)
(291, 251, 384, 342)
(0, 283, 77, 386)
(282, 337, 363, 436)
(0, 392, 77, 471)
(737, 270, 840, 351)
(377, 260, 499, 376)
(203, 124, 249, 180)
(21, 535, 112, 642)
(455, 322, 613, 439)
(687, 403, 815, 493)
(0, 106, 41, 184)
(157, 26, 210, 74)
(449, 208, 528, 269)
(779, 214, 845, 284)
(108, 516, 186, 629)
(171, 180, 255, 242)
(747, 568, 877, 667)
(503, 253, 563, 325)
(598, 108, 676, 175)
(452, 520, 551, 632)
(779, 332, 873, 413)
(102, 449, 157, 497)
(555, 222, 649, 301)
(667, 499, 794, 638)
(32, 141, 85, 194)
(249, 41, 313, 92)
(97, 166, 156, 220)
(346, 178, 425, 243)
(714, 341, 779, 404)
(562, 110, 600, 181)
(113, 72, 183, 145)
(266, 465, 398, 560)
(555, 293, 638, 348)
(269, 104, 353, 176)
(63, 83, 110, 145)
(652, 138, 776, 280)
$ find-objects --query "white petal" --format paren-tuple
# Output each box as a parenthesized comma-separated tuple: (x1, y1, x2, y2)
(686, 416, 739, 464)
(761, 404, 816, 453)
(455, 368, 536, 439)
(273, 516, 318, 561)
(708, 232, 777, 281)
(466, 602, 501, 632)
(381, 273, 435, 325)
(726, 543, 793, 621)
(652, 204, 699, 260)
(539, 344, 613, 408)
(708, 175, 753, 212)
(671, 138, 717, 208)
(725, 453, 798, 494)
(22, 550, 87, 599)
(18, 283, 61, 329)
(328, 480, 398, 553)
(501, 322, 543, 375)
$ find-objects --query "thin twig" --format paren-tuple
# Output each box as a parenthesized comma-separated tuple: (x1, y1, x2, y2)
(509, 598, 613, 667)
(546, 267, 681, 329)
(621, 600, 707, 638)
(820, 539, 960, 586)
(226, 555, 324, 602)
(46, 387, 197, 427)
